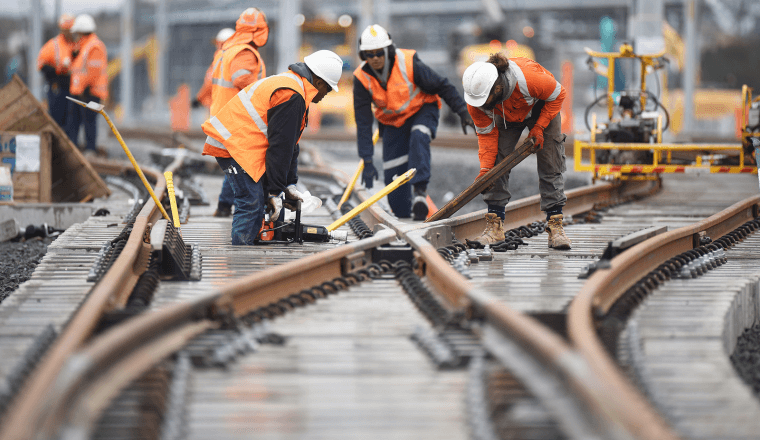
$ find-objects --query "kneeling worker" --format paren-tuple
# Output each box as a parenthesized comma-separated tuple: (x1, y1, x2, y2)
(201, 50, 343, 245)
(462, 53, 571, 249)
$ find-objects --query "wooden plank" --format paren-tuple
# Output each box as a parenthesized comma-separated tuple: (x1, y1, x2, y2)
(12, 172, 39, 202)
(39, 132, 51, 203)
(425, 138, 537, 222)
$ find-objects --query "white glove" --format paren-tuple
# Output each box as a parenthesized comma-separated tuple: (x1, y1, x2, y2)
(266, 195, 282, 221)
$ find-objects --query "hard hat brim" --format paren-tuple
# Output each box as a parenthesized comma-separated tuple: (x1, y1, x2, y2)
(464, 91, 489, 107)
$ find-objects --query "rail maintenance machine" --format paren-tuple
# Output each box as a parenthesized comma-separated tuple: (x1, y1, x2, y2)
(575, 43, 760, 182)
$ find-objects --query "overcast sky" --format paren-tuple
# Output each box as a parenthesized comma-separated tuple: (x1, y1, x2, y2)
(1, 0, 126, 18)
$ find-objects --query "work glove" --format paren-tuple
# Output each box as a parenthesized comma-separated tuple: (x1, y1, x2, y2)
(528, 124, 545, 150)
(477, 167, 494, 194)
(283, 184, 304, 211)
(191, 99, 202, 109)
(362, 160, 379, 189)
(459, 110, 476, 135)
(266, 194, 282, 221)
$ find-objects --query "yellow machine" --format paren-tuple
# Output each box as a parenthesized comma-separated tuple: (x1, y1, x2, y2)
(574, 44, 757, 180)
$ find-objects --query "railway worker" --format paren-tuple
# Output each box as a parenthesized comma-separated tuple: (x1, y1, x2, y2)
(65, 14, 108, 154)
(201, 50, 343, 245)
(353, 24, 475, 221)
(203, 8, 269, 218)
(37, 13, 76, 129)
(462, 52, 571, 249)
(192, 27, 235, 110)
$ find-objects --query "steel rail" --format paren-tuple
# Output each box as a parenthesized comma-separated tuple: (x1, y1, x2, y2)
(567, 194, 760, 440)
(1, 138, 664, 439)
(0, 157, 183, 440)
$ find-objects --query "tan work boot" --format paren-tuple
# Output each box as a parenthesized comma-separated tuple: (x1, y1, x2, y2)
(472, 213, 505, 245)
(546, 214, 571, 250)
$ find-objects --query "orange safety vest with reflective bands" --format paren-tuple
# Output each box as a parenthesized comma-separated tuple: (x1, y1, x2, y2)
(37, 34, 74, 75)
(70, 34, 108, 99)
(201, 72, 317, 182)
(209, 44, 265, 116)
(353, 48, 441, 127)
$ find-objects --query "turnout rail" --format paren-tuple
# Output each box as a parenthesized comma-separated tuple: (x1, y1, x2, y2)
(0, 134, 758, 440)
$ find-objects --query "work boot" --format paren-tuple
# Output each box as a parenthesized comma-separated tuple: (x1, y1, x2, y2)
(412, 189, 429, 221)
(213, 202, 232, 218)
(470, 213, 505, 246)
(546, 214, 571, 250)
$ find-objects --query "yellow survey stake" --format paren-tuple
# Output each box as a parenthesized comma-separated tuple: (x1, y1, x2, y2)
(164, 171, 181, 229)
(327, 168, 416, 232)
(336, 129, 379, 210)
(66, 96, 171, 222)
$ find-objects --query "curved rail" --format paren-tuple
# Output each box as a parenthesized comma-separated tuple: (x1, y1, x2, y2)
(1, 142, 665, 440)
(0, 157, 183, 440)
(568, 194, 760, 440)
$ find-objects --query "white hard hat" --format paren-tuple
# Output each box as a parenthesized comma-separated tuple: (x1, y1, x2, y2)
(304, 50, 343, 92)
(215, 28, 235, 43)
(71, 14, 96, 33)
(359, 25, 392, 51)
(462, 61, 498, 107)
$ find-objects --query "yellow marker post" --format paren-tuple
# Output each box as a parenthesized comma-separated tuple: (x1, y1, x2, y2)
(336, 159, 364, 210)
(327, 168, 416, 232)
(164, 171, 181, 229)
(66, 96, 171, 222)
(336, 129, 380, 210)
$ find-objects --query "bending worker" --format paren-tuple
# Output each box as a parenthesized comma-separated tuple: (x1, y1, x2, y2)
(353, 24, 475, 221)
(202, 8, 269, 218)
(37, 13, 76, 129)
(462, 53, 571, 250)
(201, 50, 343, 245)
(192, 27, 235, 110)
(66, 14, 108, 154)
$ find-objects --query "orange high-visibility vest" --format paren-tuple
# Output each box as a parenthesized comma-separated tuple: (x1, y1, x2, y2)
(196, 49, 220, 108)
(70, 34, 108, 99)
(37, 34, 74, 75)
(201, 71, 318, 181)
(353, 48, 441, 128)
(209, 44, 265, 116)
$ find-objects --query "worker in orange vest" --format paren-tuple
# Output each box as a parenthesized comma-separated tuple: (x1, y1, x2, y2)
(201, 50, 343, 245)
(354, 24, 475, 221)
(462, 53, 571, 249)
(37, 13, 76, 129)
(192, 28, 235, 110)
(65, 14, 108, 154)
(203, 8, 269, 218)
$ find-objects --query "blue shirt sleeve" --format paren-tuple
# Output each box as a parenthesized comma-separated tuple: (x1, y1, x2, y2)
(412, 53, 468, 116)
(353, 73, 376, 162)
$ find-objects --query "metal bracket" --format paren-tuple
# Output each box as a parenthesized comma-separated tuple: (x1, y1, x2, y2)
(579, 225, 667, 279)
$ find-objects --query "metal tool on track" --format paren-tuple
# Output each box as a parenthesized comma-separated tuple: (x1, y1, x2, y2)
(257, 199, 347, 245)
(425, 138, 536, 222)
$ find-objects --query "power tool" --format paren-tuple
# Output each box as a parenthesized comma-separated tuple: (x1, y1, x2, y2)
(256, 198, 347, 245)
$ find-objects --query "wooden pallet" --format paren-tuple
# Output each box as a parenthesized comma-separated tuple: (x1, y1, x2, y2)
(0, 76, 110, 203)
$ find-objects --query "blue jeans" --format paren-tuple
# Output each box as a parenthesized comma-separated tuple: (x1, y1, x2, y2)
(65, 97, 99, 151)
(215, 157, 265, 245)
(218, 175, 235, 208)
(46, 82, 69, 129)
(381, 103, 439, 218)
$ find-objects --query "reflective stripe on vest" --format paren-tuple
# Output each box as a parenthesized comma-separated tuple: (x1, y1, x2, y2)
(475, 109, 496, 135)
(205, 136, 227, 151)
(236, 72, 305, 137)
(210, 45, 265, 116)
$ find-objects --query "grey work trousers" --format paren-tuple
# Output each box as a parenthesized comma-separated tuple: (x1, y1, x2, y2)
(482, 113, 567, 212)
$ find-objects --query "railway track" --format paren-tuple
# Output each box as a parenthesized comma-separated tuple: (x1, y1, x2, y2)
(0, 134, 758, 440)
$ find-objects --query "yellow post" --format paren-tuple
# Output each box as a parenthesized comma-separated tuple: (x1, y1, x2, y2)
(336, 129, 379, 210)
(336, 159, 364, 210)
(164, 171, 181, 229)
(66, 96, 171, 222)
(327, 168, 416, 232)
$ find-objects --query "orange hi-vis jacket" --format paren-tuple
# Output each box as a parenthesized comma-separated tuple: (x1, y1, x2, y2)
(37, 34, 75, 75)
(201, 71, 317, 182)
(70, 34, 108, 100)
(209, 43, 265, 116)
(468, 57, 565, 171)
(196, 49, 220, 108)
(353, 48, 441, 127)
